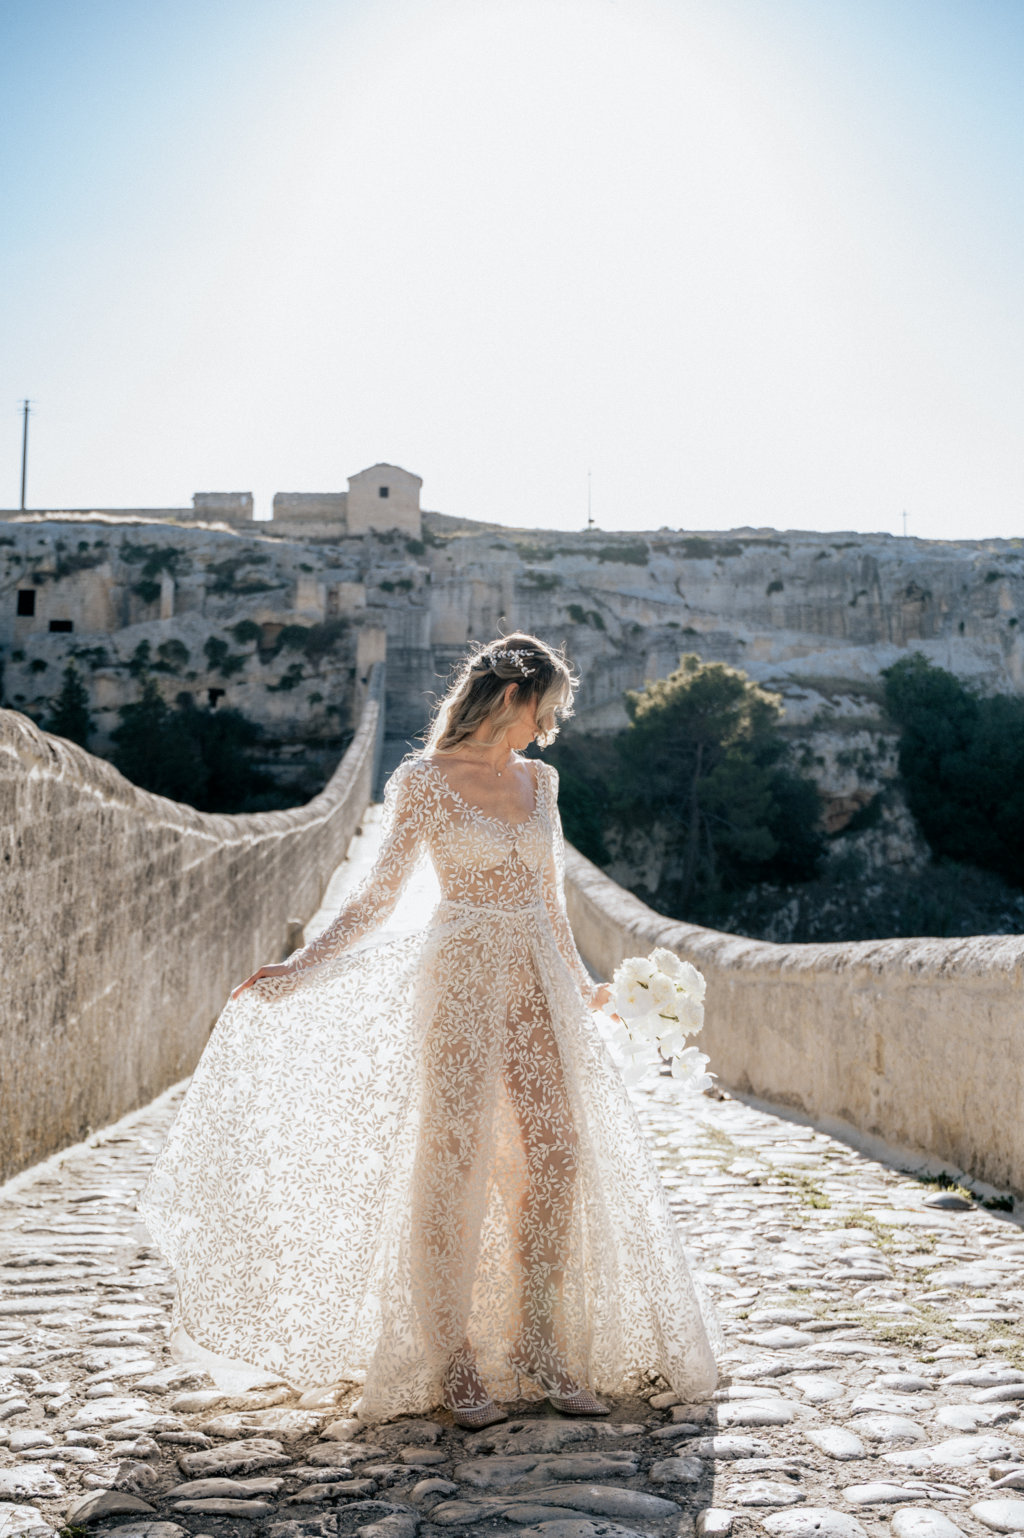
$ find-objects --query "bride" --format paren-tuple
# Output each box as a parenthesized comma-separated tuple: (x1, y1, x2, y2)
(139, 633, 721, 1428)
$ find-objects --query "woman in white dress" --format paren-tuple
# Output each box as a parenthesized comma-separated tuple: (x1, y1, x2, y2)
(139, 633, 721, 1429)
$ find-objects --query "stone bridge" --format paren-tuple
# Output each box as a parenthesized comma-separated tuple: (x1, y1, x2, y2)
(3, 677, 1024, 1538)
(2, 669, 1022, 1195)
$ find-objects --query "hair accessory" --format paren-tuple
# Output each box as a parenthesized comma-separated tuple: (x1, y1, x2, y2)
(485, 647, 535, 678)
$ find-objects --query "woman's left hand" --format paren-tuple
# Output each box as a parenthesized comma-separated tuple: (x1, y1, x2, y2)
(231, 962, 292, 999)
(590, 982, 614, 1013)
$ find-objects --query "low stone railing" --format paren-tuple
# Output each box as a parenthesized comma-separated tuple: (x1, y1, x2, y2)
(0, 666, 385, 1182)
(564, 846, 1024, 1197)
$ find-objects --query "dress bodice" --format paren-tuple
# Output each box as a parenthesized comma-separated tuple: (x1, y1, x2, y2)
(285, 753, 593, 996)
(414, 758, 552, 911)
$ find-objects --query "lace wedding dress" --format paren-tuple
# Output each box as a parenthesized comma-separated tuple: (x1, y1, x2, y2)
(139, 755, 722, 1421)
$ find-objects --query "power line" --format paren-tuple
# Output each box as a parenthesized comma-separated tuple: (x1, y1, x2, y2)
(19, 400, 32, 511)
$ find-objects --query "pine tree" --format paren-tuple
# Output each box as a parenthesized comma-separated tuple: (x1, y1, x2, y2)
(111, 678, 206, 802)
(48, 664, 93, 748)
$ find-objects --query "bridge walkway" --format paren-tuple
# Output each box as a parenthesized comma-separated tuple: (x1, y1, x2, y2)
(2, 820, 1023, 1538)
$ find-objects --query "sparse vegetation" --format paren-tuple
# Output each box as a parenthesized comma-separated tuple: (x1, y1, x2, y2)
(271, 619, 349, 663)
(231, 619, 263, 646)
(268, 662, 305, 691)
(154, 639, 189, 673)
(566, 603, 605, 629)
(514, 541, 556, 561)
(204, 636, 247, 678)
(70, 644, 109, 671)
(53, 540, 108, 580)
(589, 541, 649, 566)
(519, 570, 562, 591)
(207, 551, 279, 595)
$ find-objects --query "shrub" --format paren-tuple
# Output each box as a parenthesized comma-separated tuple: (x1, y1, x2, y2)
(203, 636, 247, 678)
(231, 620, 263, 646)
(155, 639, 189, 673)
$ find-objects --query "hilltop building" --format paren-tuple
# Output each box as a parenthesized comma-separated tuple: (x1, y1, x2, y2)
(269, 465, 422, 539)
(193, 463, 422, 538)
(1, 464, 424, 543)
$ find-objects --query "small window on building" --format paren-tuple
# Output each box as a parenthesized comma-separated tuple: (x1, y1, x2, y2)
(378, 485, 390, 498)
(16, 589, 36, 616)
(49, 619, 73, 633)
(207, 687, 225, 707)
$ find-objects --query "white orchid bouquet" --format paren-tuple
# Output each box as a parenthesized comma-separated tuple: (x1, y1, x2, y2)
(599, 948, 714, 1093)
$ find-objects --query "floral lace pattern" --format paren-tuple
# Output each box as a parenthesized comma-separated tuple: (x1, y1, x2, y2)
(139, 755, 722, 1421)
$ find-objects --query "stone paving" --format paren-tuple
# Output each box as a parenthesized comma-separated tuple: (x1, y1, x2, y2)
(3, 812, 1023, 1538)
(3, 1074, 1023, 1538)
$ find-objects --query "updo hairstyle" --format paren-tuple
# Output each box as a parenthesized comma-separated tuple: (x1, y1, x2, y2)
(424, 633, 577, 755)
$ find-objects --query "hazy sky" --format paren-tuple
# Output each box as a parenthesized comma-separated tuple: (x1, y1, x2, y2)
(2, 0, 1022, 539)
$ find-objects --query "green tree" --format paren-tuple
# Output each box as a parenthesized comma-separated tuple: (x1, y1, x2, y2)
(616, 656, 823, 912)
(48, 664, 94, 748)
(111, 679, 206, 802)
(883, 653, 1024, 886)
(550, 654, 824, 920)
(182, 700, 271, 813)
(110, 680, 297, 814)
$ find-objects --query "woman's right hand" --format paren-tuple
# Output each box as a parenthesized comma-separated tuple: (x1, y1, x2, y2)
(231, 962, 293, 999)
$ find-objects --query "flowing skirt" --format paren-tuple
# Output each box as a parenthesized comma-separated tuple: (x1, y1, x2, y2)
(138, 899, 722, 1422)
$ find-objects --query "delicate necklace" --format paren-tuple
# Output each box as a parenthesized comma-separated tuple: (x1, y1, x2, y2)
(465, 744, 514, 778)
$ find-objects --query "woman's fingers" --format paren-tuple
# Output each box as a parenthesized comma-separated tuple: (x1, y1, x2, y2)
(230, 962, 292, 1000)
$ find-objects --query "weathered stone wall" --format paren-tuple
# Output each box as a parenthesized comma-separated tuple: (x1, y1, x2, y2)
(564, 846, 1024, 1194)
(193, 492, 254, 520)
(0, 665, 385, 1183)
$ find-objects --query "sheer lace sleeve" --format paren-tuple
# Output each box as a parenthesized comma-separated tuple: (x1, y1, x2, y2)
(286, 757, 428, 972)
(539, 761, 598, 1006)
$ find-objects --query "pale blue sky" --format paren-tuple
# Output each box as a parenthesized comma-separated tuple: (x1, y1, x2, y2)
(2, 0, 1022, 538)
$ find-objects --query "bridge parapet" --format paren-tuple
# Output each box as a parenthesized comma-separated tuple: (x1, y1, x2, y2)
(0, 664, 385, 1182)
(564, 845, 1024, 1197)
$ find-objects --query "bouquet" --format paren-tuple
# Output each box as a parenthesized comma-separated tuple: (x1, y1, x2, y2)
(599, 948, 714, 1093)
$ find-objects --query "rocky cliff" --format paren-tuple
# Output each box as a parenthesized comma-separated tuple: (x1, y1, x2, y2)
(2, 508, 1021, 818)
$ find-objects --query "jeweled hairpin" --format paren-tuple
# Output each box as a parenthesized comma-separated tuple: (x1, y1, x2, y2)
(483, 648, 535, 678)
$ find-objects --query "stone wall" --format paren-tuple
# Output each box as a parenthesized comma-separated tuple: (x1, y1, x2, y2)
(0, 665, 385, 1183)
(564, 846, 1024, 1195)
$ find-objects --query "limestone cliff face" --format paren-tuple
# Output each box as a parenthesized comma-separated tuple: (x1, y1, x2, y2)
(420, 518, 1024, 719)
(0, 519, 371, 789)
(2, 509, 1021, 803)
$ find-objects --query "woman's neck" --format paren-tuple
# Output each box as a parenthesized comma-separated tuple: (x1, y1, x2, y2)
(460, 734, 515, 770)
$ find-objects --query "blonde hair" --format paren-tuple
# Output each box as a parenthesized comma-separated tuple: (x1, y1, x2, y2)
(424, 633, 577, 755)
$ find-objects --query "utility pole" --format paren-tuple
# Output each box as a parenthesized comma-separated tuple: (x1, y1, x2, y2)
(19, 400, 31, 511)
(902, 508, 908, 538)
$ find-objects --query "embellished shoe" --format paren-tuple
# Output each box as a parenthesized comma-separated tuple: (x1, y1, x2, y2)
(507, 1340, 610, 1417)
(442, 1345, 509, 1431)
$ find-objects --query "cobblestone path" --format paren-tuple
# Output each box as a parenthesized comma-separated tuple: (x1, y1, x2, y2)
(3, 819, 1023, 1538)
